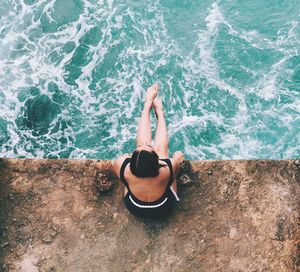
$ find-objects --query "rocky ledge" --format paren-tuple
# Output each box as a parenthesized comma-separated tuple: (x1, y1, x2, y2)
(0, 159, 299, 272)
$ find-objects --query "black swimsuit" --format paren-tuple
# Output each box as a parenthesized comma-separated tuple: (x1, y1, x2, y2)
(120, 158, 179, 219)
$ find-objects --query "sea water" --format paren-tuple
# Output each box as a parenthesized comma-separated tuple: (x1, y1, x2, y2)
(0, 0, 299, 159)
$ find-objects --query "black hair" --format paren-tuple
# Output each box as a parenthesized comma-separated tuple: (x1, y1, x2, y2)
(130, 149, 166, 178)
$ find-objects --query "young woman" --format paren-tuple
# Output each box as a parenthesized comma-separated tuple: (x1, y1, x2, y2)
(113, 83, 184, 218)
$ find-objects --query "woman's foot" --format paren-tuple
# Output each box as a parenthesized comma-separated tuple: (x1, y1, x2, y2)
(145, 83, 159, 104)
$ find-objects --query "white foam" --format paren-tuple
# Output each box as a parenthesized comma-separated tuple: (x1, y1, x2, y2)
(0, 0, 299, 160)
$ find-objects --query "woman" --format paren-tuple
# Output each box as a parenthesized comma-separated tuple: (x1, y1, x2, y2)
(113, 83, 184, 219)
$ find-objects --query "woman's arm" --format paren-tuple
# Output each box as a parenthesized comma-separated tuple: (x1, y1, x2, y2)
(171, 151, 184, 175)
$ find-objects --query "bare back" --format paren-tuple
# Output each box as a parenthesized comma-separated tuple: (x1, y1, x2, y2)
(121, 158, 177, 202)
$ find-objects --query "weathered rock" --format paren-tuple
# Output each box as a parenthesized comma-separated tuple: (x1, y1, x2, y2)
(0, 242, 9, 248)
(42, 236, 53, 245)
(178, 174, 192, 185)
(0, 159, 299, 272)
(94, 170, 114, 193)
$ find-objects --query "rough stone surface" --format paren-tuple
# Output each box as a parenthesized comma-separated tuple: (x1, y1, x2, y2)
(0, 159, 299, 272)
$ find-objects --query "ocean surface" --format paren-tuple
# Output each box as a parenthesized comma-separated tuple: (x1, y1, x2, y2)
(0, 0, 299, 160)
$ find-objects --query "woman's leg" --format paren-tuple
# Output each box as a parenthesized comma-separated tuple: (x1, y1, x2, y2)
(136, 84, 159, 147)
(153, 97, 178, 192)
(153, 97, 169, 157)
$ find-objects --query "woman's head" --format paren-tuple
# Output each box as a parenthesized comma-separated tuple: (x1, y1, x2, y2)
(130, 146, 160, 177)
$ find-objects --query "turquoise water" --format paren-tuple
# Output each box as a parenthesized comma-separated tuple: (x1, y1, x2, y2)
(0, 0, 299, 159)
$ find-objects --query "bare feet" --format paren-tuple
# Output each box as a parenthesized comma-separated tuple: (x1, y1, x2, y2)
(145, 83, 159, 104)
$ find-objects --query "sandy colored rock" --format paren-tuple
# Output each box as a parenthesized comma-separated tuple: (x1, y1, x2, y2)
(0, 159, 299, 272)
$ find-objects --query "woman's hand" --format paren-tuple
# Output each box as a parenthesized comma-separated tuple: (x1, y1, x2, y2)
(173, 151, 184, 164)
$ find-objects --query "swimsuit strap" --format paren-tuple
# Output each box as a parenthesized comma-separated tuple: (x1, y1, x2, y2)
(119, 158, 131, 190)
(159, 158, 174, 188)
(120, 157, 174, 194)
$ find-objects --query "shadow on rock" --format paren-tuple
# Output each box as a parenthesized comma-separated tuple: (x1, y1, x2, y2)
(95, 168, 117, 196)
(177, 160, 199, 188)
(0, 159, 33, 271)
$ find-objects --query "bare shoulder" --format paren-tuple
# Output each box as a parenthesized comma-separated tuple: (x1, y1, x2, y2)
(169, 158, 179, 172)
(112, 153, 131, 178)
(170, 151, 184, 174)
(158, 157, 177, 176)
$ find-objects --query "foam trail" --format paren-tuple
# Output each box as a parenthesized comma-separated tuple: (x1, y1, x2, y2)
(0, 0, 299, 160)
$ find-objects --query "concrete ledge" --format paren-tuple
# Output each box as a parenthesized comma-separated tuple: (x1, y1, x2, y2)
(0, 159, 299, 272)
